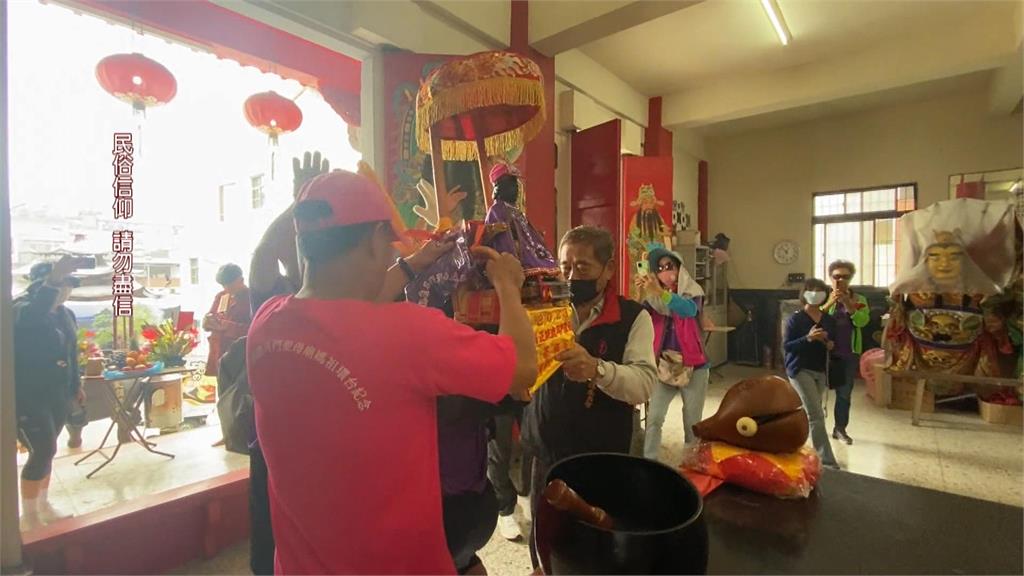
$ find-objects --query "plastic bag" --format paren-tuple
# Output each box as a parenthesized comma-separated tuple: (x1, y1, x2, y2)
(681, 441, 821, 499)
(102, 360, 165, 380)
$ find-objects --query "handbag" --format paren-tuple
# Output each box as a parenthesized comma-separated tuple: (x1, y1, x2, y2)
(679, 316, 708, 367)
(658, 350, 694, 387)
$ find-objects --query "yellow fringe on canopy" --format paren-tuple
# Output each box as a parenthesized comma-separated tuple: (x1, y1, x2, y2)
(416, 76, 546, 161)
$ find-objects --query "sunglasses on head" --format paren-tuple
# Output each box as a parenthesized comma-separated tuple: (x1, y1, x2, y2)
(832, 274, 851, 280)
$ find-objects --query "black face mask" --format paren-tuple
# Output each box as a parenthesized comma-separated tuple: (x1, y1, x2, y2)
(569, 278, 602, 306)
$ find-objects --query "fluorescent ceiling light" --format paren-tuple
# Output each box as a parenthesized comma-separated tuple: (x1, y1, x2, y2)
(761, 0, 791, 46)
(1011, 180, 1021, 193)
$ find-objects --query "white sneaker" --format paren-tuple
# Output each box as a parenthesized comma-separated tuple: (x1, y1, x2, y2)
(19, 512, 43, 532)
(37, 500, 73, 524)
(497, 513, 522, 541)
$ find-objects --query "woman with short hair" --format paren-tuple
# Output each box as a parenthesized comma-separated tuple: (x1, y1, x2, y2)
(783, 278, 840, 469)
(822, 260, 870, 445)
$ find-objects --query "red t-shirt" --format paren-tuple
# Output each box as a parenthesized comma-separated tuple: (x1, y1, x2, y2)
(247, 295, 516, 575)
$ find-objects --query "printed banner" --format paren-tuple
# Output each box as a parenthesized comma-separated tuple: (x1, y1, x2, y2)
(621, 155, 674, 302)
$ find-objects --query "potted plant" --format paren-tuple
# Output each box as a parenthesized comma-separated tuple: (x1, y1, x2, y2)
(141, 320, 199, 367)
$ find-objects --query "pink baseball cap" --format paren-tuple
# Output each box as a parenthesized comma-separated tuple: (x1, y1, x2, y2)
(294, 170, 396, 237)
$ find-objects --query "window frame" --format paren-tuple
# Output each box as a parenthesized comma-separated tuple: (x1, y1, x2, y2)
(251, 174, 265, 210)
(812, 183, 917, 287)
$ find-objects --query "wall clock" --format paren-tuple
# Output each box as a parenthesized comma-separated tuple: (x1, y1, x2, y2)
(773, 240, 799, 265)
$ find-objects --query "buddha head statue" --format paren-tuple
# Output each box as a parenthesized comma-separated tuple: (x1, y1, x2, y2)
(890, 199, 1016, 297)
(924, 230, 966, 287)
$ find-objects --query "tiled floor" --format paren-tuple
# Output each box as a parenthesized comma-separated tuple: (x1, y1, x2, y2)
(30, 365, 1022, 575)
(18, 403, 247, 520)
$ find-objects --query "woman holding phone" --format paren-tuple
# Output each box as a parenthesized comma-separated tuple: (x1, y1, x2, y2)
(638, 245, 709, 461)
(783, 278, 840, 469)
(821, 260, 869, 445)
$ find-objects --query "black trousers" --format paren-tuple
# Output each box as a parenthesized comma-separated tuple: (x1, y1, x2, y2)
(18, 398, 68, 481)
(488, 414, 517, 516)
(249, 442, 276, 575)
(443, 482, 499, 574)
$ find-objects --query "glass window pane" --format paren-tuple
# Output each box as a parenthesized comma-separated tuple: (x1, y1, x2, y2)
(875, 219, 896, 288)
(845, 192, 862, 214)
(897, 185, 915, 211)
(860, 220, 874, 286)
(814, 193, 844, 217)
(824, 222, 861, 281)
(9, 0, 362, 526)
(863, 188, 895, 212)
(814, 224, 825, 280)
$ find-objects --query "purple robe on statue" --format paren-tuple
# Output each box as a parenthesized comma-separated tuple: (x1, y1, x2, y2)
(484, 199, 556, 270)
(405, 199, 556, 308)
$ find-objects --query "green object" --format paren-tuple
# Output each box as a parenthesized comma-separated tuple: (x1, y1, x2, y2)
(827, 293, 871, 354)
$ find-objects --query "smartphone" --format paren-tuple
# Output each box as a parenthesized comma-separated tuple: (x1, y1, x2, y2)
(70, 256, 97, 269)
(636, 259, 650, 276)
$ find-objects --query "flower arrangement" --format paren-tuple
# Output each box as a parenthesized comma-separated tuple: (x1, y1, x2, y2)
(77, 329, 100, 372)
(141, 320, 199, 365)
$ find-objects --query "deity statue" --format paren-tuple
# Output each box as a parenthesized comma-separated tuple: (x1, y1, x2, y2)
(884, 199, 1018, 378)
(405, 159, 564, 312)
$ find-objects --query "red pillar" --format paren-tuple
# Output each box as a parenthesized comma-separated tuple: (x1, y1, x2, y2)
(511, 0, 528, 52)
(644, 97, 672, 157)
(698, 160, 708, 243)
(512, 0, 556, 247)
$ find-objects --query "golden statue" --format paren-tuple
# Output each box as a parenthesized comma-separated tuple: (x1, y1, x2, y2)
(884, 199, 1019, 378)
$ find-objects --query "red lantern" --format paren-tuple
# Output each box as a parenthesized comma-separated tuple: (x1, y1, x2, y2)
(95, 53, 177, 115)
(244, 91, 303, 145)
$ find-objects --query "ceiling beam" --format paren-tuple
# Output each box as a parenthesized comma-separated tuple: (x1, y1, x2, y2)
(410, 0, 507, 50)
(531, 0, 703, 56)
(555, 49, 648, 126)
(218, 0, 372, 60)
(988, 46, 1023, 116)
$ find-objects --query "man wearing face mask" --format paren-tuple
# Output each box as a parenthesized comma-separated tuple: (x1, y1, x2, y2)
(14, 257, 85, 530)
(783, 278, 840, 469)
(521, 225, 658, 568)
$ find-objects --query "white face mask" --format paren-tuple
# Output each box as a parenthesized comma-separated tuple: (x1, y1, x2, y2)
(804, 291, 827, 306)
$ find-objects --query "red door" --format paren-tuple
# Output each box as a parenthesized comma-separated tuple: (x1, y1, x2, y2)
(571, 119, 622, 288)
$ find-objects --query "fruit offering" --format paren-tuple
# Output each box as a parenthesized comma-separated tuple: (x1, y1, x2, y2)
(108, 349, 154, 372)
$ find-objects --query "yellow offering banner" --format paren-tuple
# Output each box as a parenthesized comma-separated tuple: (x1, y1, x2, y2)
(528, 306, 575, 394)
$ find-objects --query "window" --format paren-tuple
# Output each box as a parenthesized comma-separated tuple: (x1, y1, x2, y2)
(218, 183, 235, 222)
(190, 258, 199, 284)
(251, 174, 265, 209)
(813, 184, 917, 288)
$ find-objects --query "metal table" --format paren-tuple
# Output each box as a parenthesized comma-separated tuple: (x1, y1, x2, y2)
(705, 468, 1023, 575)
(75, 368, 192, 478)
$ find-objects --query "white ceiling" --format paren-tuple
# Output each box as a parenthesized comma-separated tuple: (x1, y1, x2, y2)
(697, 69, 994, 137)
(580, 0, 1019, 96)
(226, 0, 1022, 134)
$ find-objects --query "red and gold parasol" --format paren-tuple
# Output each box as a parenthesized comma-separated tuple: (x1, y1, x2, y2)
(415, 50, 545, 208)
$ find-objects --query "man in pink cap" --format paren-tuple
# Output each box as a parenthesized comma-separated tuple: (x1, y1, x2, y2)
(246, 168, 538, 575)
